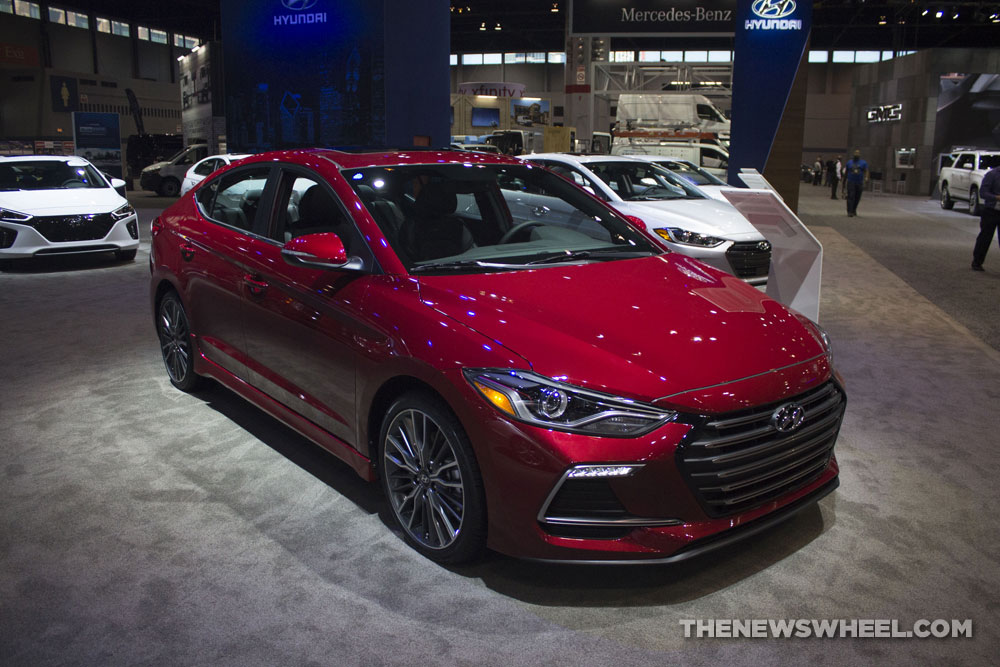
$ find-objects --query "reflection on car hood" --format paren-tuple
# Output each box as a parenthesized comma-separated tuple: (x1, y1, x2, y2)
(142, 161, 170, 173)
(0, 188, 126, 215)
(417, 254, 825, 408)
(613, 198, 764, 240)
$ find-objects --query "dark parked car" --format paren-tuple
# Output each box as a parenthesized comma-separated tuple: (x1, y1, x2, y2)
(150, 148, 844, 564)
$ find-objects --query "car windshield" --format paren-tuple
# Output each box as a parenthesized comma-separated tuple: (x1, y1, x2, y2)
(0, 161, 109, 191)
(656, 160, 727, 186)
(585, 161, 706, 201)
(344, 162, 661, 274)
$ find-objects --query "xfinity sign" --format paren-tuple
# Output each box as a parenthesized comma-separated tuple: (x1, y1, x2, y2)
(745, 0, 801, 30)
(274, 0, 327, 26)
(867, 104, 902, 123)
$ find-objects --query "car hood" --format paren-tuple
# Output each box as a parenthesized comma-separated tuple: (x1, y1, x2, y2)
(611, 198, 764, 241)
(0, 188, 127, 215)
(142, 161, 170, 173)
(416, 254, 825, 407)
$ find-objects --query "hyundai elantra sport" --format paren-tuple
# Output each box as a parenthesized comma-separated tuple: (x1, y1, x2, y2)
(150, 148, 845, 565)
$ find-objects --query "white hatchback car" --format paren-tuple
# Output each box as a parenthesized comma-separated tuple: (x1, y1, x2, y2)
(0, 155, 139, 268)
(179, 153, 252, 196)
(521, 153, 771, 284)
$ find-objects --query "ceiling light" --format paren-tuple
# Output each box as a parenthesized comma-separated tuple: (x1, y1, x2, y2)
(922, 9, 928, 16)
(953, 12, 960, 19)
(479, 21, 485, 30)
(878, 15, 887, 24)
(494, 22, 501, 30)
(936, 10, 943, 18)
(551, 2, 559, 12)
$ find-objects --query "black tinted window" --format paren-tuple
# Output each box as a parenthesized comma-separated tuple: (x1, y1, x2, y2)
(197, 166, 270, 232)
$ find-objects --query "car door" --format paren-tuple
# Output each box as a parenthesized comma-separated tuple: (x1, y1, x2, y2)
(953, 153, 973, 195)
(239, 164, 379, 449)
(178, 163, 275, 380)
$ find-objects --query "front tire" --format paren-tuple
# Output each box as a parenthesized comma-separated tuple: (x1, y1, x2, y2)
(940, 184, 954, 209)
(157, 291, 203, 392)
(378, 392, 486, 564)
(969, 186, 981, 216)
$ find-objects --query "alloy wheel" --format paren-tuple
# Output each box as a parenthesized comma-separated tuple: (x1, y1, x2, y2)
(159, 296, 192, 385)
(382, 408, 466, 550)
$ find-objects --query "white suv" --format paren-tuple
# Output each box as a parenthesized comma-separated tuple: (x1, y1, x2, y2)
(940, 150, 1000, 215)
(521, 153, 770, 284)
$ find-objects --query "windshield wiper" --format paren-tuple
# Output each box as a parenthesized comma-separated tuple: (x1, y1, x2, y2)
(524, 249, 655, 265)
(410, 259, 529, 273)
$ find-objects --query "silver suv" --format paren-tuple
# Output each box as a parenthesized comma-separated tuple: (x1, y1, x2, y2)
(940, 150, 1000, 215)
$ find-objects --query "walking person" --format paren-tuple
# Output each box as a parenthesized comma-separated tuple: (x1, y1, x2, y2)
(844, 150, 869, 217)
(971, 163, 1000, 271)
(828, 155, 841, 199)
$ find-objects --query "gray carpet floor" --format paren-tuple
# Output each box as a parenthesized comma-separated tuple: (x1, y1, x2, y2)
(1, 186, 998, 665)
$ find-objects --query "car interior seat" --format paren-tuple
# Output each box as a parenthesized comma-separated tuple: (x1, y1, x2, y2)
(403, 179, 475, 262)
(285, 184, 349, 247)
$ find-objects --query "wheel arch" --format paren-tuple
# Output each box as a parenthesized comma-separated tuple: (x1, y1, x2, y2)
(365, 374, 453, 477)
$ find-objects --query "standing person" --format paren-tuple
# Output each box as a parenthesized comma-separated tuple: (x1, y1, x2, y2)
(844, 149, 869, 217)
(971, 163, 1000, 271)
(828, 155, 841, 199)
(813, 156, 823, 185)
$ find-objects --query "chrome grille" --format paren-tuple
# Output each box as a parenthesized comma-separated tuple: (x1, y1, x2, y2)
(676, 381, 845, 518)
(27, 213, 116, 242)
(726, 241, 771, 279)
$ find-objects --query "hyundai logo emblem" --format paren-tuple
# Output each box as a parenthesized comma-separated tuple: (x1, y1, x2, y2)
(772, 403, 805, 433)
(758, 240, 772, 252)
(281, 0, 318, 10)
(752, 0, 797, 19)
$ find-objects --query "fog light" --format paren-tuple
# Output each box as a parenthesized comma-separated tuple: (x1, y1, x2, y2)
(566, 464, 643, 479)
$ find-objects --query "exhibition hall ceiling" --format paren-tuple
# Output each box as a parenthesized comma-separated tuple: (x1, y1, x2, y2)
(46, 1, 1000, 53)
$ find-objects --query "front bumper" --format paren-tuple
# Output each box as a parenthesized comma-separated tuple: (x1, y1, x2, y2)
(0, 214, 140, 259)
(451, 363, 844, 562)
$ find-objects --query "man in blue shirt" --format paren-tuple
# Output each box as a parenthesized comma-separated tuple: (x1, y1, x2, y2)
(844, 149, 868, 217)
(971, 163, 1000, 271)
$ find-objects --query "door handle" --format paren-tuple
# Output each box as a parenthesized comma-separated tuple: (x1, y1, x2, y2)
(244, 274, 269, 296)
(179, 243, 196, 261)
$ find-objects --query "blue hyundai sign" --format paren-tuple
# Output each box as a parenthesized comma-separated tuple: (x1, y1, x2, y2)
(728, 0, 811, 183)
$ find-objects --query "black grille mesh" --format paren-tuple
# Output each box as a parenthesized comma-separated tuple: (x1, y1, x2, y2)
(726, 241, 771, 278)
(27, 213, 116, 242)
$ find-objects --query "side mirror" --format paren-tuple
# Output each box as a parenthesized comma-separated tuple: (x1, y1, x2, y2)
(110, 177, 127, 197)
(622, 214, 647, 231)
(281, 233, 363, 271)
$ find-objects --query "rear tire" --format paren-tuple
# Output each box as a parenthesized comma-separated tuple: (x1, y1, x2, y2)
(159, 178, 180, 198)
(969, 186, 981, 216)
(157, 291, 204, 392)
(378, 392, 486, 564)
(940, 184, 954, 209)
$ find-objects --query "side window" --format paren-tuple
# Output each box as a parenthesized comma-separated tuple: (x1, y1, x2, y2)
(273, 172, 355, 252)
(702, 149, 726, 169)
(197, 165, 271, 233)
(193, 159, 218, 177)
(955, 154, 974, 169)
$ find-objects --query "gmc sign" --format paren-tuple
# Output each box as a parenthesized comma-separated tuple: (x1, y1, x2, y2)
(867, 103, 902, 123)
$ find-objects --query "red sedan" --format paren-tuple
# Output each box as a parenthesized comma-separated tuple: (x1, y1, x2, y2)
(150, 148, 844, 564)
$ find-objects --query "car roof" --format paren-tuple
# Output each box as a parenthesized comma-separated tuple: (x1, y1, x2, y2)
(236, 148, 526, 170)
(523, 153, 645, 164)
(0, 155, 91, 165)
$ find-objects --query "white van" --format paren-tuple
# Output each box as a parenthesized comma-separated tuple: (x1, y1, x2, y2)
(139, 144, 208, 197)
(611, 141, 730, 177)
(615, 93, 730, 138)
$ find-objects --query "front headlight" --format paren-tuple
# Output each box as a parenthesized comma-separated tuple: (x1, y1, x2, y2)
(0, 207, 32, 223)
(464, 369, 675, 437)
(654, 227, 726, 247)
(111, 203, 135, 221)
(794, 313, 834, 366)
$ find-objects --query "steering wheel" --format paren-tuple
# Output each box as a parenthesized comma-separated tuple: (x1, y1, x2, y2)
(498, 220, 545, 244)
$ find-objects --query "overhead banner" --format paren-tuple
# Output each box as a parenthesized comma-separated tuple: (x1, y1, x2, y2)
(728, 0, 811, 182)
(571, 0, 737, 35)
